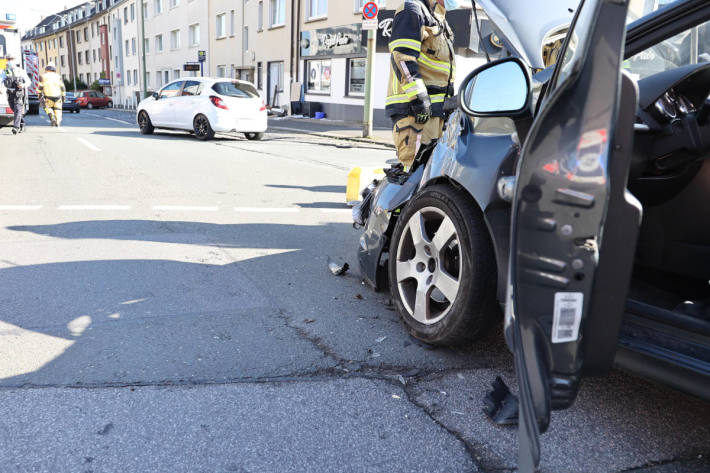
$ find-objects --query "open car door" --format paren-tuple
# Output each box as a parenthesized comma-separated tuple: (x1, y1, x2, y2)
(508, 0, 642, 470)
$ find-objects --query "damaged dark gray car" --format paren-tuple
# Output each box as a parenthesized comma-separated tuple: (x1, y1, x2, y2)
(355, 0, 710, 470)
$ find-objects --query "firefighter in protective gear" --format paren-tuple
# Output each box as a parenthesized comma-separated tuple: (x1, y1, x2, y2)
(38, 63, 65, 127)
(386, 0, 455, 169)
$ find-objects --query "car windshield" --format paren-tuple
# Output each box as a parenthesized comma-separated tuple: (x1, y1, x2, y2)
(548, 0, 596, 93)
(625, 0, 710, 80)
(212, 81, 258, 98)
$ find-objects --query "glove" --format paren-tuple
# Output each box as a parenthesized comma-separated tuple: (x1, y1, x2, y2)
(411, 93, 431, 124)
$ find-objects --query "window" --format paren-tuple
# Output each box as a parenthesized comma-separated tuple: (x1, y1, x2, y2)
(146, 71, 150, 86)
(270, 0, 285, 26)
(155, 34, 163, 52)
(77, 33, 81, 44)
(80, 73, 84, 83)
(78, 53, 83, 65)
(159, 80, 183, 98)
(84, 27, 89, 41)
(354, 0, 384, 11)
(189, 24, 200, 46)
(212, 81, 258, 97)
(133, 69, 138, 85)
(306, 59, 331, 93)
(216, 13, 226, 38)
(164, 70, 169, 83)
(124, 7, 128, 23)
(243, 26, 248, 51)
(132, 38, 136, 55)
(59, 37, 64, 48)
(130, 3, 135, 21)
(156, 71, 162, 87)
(182, 80, 201, 96)
(92, 22, 96, 37)
(258, 1, 263, 30)
(127, 70, 131, 85)
(155, 0, 162, 14)
(61, 55, 66, 67)
(347, 58, 366, 95)
(170, 29, 180, 49)
(93, 49, 97, 62)
(170, 0, 179, 7)
(257, 62, 262, 88)
(230, 10, 235, 36)
(173, 69, 180, 79)
(307, 0, 327, 19)
(217, 65, 226, 77)
(125, 39, 129, 55)
(143, 2, 148, 18)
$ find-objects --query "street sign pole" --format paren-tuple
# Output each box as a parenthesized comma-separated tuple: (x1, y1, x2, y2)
(362, 29, 376, 138)
(361, 1, 378, 138)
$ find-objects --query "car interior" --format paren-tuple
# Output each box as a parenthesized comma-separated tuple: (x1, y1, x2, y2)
(621, 20, 710, 363)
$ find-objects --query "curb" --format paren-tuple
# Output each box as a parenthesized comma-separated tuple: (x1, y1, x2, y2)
(268, 125, 395, 149)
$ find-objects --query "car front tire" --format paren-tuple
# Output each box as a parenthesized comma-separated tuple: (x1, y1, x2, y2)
(87, 103, 93, 109)
(138, 111, 154, 135)
(244, 132, 263, 141)
(193, 114, 215, 141)
(107, 101, 113, 108)
(388, 184, 498, 347)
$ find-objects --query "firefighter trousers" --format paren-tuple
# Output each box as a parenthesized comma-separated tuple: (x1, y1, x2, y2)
(392, 116, 444, 169)
(44, 97, 63, 126)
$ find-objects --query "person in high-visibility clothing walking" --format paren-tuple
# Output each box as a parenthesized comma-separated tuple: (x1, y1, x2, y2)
(38, 63, 65, 127)
(386, 0, 458, 170)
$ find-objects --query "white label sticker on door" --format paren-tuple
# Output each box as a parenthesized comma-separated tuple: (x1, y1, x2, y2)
(552, 292, 584, 344)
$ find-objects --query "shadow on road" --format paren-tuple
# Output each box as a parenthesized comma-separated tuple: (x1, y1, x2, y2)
(2, 219, 500, 390)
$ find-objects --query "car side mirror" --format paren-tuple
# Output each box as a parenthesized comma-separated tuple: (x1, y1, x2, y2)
(152, 92, 159, 100)
(458, 57, 531, 118)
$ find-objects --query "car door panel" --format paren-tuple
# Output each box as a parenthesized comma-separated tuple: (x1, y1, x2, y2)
(507, 0, 636, 470)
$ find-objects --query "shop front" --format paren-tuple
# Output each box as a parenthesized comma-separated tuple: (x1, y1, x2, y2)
(298, 24, 372, 122)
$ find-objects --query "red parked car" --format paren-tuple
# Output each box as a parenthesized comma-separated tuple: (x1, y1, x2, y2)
(75, 90, 113, 109)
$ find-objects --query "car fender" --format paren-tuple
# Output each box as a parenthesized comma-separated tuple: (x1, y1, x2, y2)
(359, 111, 518, 297)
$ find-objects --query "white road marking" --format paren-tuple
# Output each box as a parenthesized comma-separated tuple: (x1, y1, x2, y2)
(76, 137, 101, 151)
(320, 209, 352, 214)
(153, 205, 219, 211)
(105, 116, 133, 125)
(58, 205, 131, 210)
(0, 205, 42, 210)
(233, 207, 300, 213)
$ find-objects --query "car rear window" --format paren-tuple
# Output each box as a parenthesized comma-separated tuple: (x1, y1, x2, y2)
(211, 81, 258, 98)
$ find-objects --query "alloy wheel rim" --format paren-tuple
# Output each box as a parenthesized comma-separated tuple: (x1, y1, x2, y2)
(196, 117, 207, 136)
(395, 206, 462, 325)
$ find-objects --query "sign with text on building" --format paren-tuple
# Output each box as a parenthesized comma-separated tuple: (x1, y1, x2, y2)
(300, 24, 363, 57)
(197, 50, 206, 62)
(183, 63, 200, 71)
(98, 78, 110, 85)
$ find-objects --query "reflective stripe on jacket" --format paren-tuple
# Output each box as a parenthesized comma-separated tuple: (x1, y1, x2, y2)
(385, 0, 455, 119)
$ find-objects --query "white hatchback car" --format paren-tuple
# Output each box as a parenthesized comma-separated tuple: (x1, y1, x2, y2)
(136, 77, 267, 141)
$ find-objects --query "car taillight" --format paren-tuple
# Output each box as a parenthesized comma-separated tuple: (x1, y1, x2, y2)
(259, 100, 266, 112)
(4, 107, 12, 114)
(209, 95, 228, 110)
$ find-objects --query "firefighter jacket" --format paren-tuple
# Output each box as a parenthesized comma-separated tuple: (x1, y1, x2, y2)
(385, 0, 455, 120)
(38, 71, 65, 100)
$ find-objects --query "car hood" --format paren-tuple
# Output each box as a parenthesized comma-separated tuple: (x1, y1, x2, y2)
(475, 0, 579, 69)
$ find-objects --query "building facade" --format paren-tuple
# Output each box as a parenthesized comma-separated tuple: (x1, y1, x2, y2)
(21, 0, 486, 119)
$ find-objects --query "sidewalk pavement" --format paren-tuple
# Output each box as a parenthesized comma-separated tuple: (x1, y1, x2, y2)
(268, 116, 394, 148)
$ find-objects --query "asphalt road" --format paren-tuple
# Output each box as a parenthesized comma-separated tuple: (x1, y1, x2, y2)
(0, 109, 709, 473)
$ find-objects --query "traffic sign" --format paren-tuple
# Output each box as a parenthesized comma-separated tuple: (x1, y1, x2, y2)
(197, 50, 206, 62)
(362, 1, 378, 20)
(362, 19, 377, 30)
